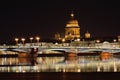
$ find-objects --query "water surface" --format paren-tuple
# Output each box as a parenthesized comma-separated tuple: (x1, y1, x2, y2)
(0, 55, 120, 72)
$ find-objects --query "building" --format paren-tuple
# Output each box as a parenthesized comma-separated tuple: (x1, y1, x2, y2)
(65, 12, 80, 40)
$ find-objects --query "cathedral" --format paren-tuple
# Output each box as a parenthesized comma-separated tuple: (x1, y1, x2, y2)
(65, 12, 80, 40)
(55, 11, 91, 41)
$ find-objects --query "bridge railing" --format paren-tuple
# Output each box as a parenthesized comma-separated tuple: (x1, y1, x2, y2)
(0, 43, 119, 49)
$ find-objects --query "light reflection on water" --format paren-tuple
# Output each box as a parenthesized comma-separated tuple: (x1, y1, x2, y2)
(0, 55, 120, 72)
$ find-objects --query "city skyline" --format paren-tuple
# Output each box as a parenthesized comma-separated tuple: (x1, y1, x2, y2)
(0, 1, 120, 44)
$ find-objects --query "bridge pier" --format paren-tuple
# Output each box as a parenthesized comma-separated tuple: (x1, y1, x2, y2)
(29, 48, 38, 57)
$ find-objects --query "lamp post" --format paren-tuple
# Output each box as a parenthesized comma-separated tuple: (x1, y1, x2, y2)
(62, 38, 65, 46)
(96, 40, 100, 48)
(36, 37, 40, 46)
(21, 38, 25, 46)
(30, 37, 33, 46)
(15, 38, 19, 45)
(113, 39, 117, 43)
(113, 39, 117, 48)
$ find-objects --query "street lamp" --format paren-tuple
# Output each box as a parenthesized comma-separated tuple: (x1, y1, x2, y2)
(30, 37, 33, 46)
(113, 39, 117, 43)
(36, 37, 40, 46)
(15, 38, 19, 45)
(113, 39, 117, 48)
(21, 38, 25, 45)
(62, 38, 65, 46)
(30, 37, 33, 43)
(96, 39, 100, 47)
(96, 39, 100, 43)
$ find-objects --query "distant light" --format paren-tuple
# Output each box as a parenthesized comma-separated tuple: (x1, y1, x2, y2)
(71, 13, 74, 17)
(77, 38, 80, 41)
(55, 42, 58, 45)
(30, 37, 33, 40)
(36, 37, 40, 41)
(21, 38, 25, 41)
(62, 38, 65, 42)
(113, 39, 117, 42)
(15, 38, 19, 41)
(96, 40, 100, 43)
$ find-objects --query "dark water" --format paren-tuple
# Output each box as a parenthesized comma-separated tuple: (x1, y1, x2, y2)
(0, 72, 120, 80)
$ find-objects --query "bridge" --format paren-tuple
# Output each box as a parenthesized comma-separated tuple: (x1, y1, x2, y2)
(0, 45, 120, 55)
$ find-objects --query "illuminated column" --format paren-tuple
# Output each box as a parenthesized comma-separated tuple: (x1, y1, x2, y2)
(15, 38, 19, 45)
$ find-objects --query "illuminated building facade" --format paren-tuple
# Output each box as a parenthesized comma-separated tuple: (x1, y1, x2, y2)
(65, 12, 80, 40)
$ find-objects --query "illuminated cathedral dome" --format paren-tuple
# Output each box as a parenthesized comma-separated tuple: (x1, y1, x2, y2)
(65, 11, 80, 40)
(66, 12, 79, 27)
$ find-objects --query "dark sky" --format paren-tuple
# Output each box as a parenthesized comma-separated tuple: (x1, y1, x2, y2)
(0, 0, 120, 44)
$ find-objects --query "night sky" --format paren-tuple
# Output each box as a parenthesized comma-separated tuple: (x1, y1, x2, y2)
(0, 0, 120, 44)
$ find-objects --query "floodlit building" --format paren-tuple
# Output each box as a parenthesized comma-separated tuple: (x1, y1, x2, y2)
(65, 11, 80, 40)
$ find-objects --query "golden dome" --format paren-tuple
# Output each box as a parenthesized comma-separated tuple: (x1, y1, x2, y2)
(66, 12, 79, 27)
(66, 19, 79, 27)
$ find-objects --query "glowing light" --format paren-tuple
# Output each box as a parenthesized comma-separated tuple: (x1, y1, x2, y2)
(30, 37, 33, 41)
(15, 38, 19, 42)
(62, 38, 65, 43)
(15, 38, 19, 45)
(96, 40, 100, 43)
(21, 38, 25, 44)
(77, 38, 80, 41)
(113, 39, 117, 42)
(36, 37, 40, 42)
